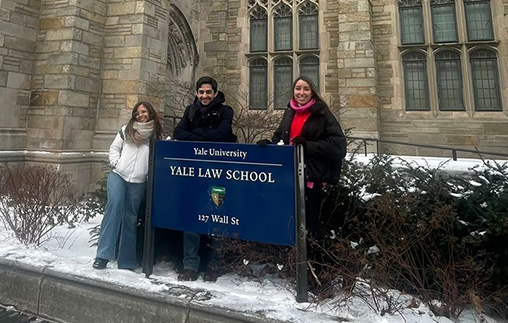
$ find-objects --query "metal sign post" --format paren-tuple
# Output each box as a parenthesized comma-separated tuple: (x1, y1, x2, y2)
(295, 144, 308, 302)
(142, 139, 156, 277)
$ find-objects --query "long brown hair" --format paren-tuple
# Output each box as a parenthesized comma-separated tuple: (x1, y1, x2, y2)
(292, 75, 325, 103)
(124, 101, 163, 142)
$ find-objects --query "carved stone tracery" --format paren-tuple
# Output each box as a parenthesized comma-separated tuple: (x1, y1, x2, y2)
(167, 5, 199, 76)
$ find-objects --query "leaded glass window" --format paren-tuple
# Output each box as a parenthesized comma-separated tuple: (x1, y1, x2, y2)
(470, 49, 501, 111)
(299, 2, 318, 49)
(464, 0, 494, 41)
(274, 5, 292, 51)
(400, 0, 425, 44)
(431, 0, 458, 43)
(250, 7, 268, 52)
(435, 51, 464, 110)
(403, 52, 430, 110)
(300, 56, 320, 90)
(274, 57, 293, 110)
(249, 59, 268, 109)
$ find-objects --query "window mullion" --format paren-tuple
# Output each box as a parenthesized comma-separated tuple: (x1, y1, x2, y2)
(428, 49, 439, 115)
(422, 0, 432, 44)
(461, 46, 474, 116)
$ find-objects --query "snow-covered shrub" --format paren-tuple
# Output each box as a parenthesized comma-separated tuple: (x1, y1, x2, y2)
(0, 164, 83, 246)
(318, 157, 508, 319)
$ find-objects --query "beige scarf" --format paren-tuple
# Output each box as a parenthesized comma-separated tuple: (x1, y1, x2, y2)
(130, 120, 154, 144)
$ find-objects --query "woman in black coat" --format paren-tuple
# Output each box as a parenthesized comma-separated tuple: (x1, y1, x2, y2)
(260, 75, 347, 240)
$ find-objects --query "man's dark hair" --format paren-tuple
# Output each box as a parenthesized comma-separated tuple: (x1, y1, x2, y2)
(196, 76, 218, 93)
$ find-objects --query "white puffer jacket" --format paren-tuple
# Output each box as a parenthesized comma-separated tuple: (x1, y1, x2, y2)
(109, 125, 150, 183)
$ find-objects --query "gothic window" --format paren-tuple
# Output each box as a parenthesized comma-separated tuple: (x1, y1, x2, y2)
(399, 0, 502, 112)
(431, 0, 458, 43)
(435, 51, 464, 110)
(274, 5, 292, 51)
(464, 0, 494, 41)
(250, 6, 268, 52)
(300, 56, 320, 90)
(403, 52, 430, 111)
(399, 0, 424, 44)
(247, 0, 320, 110)
(249, 58, 268, 110)
(274, 57, 293, 109)
(299, 3, 318, 49)
(470, 49, 501, 111)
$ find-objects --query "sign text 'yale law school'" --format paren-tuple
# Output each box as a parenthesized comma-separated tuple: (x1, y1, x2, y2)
(151, 141, 296, 246)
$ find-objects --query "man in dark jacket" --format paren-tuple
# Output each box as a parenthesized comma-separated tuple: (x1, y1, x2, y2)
(173, 76, 235, 282)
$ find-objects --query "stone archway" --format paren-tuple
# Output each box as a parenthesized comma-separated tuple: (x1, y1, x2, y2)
(165, 4, 199, 119)
(167, 4, 199, 79)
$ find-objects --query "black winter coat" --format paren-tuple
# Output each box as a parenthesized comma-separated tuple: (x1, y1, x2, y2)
(173, 91, 236, 142)
(272, 101, 346, 184)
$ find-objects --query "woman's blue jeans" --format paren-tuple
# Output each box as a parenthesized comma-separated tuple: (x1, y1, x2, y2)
(96, 171, 146, 269)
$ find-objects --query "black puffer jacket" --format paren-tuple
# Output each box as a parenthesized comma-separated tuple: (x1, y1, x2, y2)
(272, 100, 346, 184)
(173, 91, 236, 142)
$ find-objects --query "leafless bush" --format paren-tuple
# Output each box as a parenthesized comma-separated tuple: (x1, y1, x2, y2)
(0, 164, 82, 246)
(227, 86, 283, 143)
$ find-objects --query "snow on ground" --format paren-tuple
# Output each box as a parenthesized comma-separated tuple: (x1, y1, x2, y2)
(0, 155, 506, 322)
(0, 215, 502, 323)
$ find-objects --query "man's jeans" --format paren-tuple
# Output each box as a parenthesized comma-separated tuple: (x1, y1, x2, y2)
(183, 231, 223, 272)
(96, 171, 146, 269)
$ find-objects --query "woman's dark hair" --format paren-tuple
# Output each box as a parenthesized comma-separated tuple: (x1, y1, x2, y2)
(292, 75, 324, 103)
(196, 76, 218, 93)
(124, 101, 163, 142)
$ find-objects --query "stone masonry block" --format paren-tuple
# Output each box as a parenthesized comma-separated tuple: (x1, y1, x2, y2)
(44, 74, 74, 89)
(0, 21, 36, 40)
(78, 55, 100, 69)
(445, 135, 478, 147)
(0, 263, 40, 314)
(0, 71, 8, 86)
(49, 52, 79, 66)
(64, 16, 90, 30)
(102, 80, 139, 94)
(484, 123, 508, 135)
(349, 94, 378, 108)
(114, 47, 143, 59)
(204, 41, 227, 52)
(30, 90, 59, 106)
(75, 76, 100, 93)
(108, 2, 135, 16)
(27, 115, 64, 130)
(104, 36, 125, 47)
(347, 78, 376, 87)
(82, 31, 103, 46)
(344, 57, 375, 68)
(7, 72, 30, 89)
(40, 18, 65, 30)
(58, 90, 90, 107)
(0, 8, 10, 21)
(4, 35, 35, 52)
(45, 28, 75, 41)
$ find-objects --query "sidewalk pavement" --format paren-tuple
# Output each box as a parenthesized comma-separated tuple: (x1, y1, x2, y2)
(0, 258, 331, 323)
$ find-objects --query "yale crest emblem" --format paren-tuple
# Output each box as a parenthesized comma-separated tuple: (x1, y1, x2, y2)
(211, 186, 226, 207)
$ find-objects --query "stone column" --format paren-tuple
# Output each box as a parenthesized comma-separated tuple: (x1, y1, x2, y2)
(199, 0, 242, 92)
(0, 0, 40, 149)
(93, 0, 170, 151)
(29, 0, 107, 152)
(337, 0, 380, 139)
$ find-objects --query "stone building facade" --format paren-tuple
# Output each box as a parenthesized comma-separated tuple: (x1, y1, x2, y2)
(1, 0, 508, 186)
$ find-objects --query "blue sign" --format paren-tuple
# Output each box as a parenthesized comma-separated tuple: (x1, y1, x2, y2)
(151, 141, 296, 246)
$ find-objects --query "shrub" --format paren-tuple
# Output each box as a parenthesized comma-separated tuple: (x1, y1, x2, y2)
(0, 164, 82, 246)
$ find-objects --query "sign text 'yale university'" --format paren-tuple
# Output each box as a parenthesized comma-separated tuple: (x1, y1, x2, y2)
(151, 141, 296, 246)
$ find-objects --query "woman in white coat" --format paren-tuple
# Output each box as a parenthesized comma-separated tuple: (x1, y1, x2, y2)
(93, 101, 163, 270)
